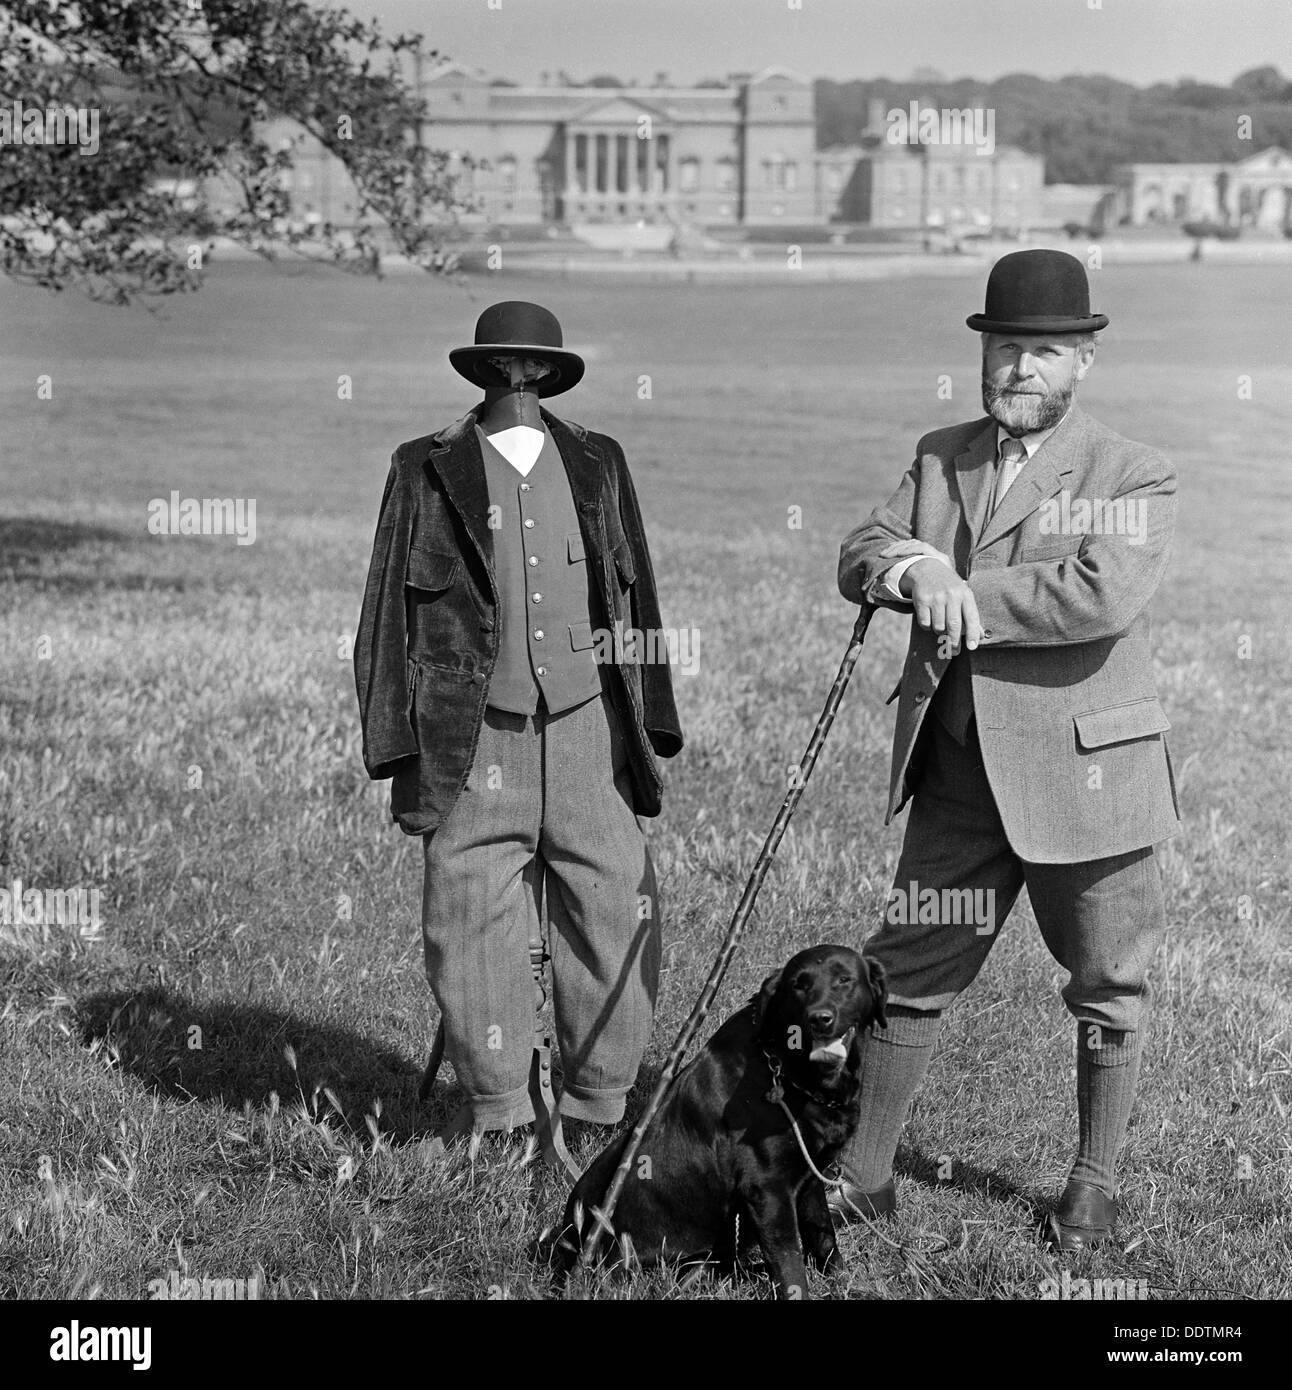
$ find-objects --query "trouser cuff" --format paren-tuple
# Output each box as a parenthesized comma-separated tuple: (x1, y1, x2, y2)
(559, 1082, 630, 1125)
(465, 1084, 536, 1132)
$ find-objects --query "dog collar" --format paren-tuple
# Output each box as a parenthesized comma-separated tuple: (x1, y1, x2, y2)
(761, 1048, 853, 1111)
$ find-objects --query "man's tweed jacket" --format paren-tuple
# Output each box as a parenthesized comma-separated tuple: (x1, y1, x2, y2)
(838, 405, 1180, 864)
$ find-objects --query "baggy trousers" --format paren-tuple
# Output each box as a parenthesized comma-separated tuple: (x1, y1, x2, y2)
(421, 689, 660, 1129)
(864, 716, 1166, 1034)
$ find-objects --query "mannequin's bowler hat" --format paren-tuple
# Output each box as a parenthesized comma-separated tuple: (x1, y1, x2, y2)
(449, 301, 585, 396)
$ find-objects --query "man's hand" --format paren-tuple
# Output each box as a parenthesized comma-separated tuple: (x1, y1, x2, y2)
(899, 558, 984, 653)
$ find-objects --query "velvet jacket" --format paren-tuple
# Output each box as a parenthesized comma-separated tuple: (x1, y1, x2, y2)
(354, 405, 683, 834)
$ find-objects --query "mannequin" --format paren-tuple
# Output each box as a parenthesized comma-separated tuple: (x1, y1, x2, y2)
(479, 356, 552, 475)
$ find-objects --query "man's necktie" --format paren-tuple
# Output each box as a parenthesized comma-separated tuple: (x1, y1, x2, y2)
(932, 437, 1031, 745)
(988, 435, 1029, 518)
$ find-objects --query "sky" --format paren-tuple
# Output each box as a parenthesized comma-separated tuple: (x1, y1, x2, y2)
(347, 0, 1291, 88)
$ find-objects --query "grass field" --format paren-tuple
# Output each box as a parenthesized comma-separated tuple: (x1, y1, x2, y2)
(1, 255, 1289, 1302)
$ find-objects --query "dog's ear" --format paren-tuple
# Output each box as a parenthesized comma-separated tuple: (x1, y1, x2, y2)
(864, 956, 888, 1031)
(750, 968, 783, 1031)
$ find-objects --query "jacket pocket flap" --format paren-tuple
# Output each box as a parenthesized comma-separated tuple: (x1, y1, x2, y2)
(569, 620, 596, 651)
(1074, 698, 1170, 750)
(567, 531, 586, 563)
(405, 547, 459, 591)
(1023, 536, 1085, 562)
(612, 540, 636, 585)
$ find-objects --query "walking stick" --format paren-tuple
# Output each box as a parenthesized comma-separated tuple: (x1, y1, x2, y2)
(580, 601, 878, 1266)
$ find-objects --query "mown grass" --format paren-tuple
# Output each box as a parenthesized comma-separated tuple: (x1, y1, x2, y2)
(0, 259, 1289, 1300)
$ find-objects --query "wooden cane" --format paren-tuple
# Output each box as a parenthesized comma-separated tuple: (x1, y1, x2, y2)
(580, 602, 878, 1266)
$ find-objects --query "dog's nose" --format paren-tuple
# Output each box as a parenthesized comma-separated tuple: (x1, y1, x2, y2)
(809, 1009, 835, 1033)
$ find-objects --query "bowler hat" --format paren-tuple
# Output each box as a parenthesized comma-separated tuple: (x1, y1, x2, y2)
(966, 249, 1108, 334)
(449, 301, 585, 397)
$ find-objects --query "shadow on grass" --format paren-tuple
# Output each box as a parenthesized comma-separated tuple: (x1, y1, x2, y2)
(0, 516, 188, 592)
(898, 1145, 1049, 1223)
(75, 985, 671, 1157)
(77, 986, 454, 1143)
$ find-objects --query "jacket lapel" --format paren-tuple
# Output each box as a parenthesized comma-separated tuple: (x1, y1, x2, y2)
(952, 418, 998, 545)
(976, 405, 1085, 552)
(425, 408, 494, 572)
(543, 409, 606, 527)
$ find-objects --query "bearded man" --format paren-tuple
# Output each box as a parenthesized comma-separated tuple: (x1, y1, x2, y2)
(835, 250, 1180, 1249)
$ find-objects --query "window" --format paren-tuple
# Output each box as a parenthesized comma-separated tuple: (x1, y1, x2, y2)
(716, 157, 737, 192)
(679, 156, 700, 192)
(784, 161, 798, 192)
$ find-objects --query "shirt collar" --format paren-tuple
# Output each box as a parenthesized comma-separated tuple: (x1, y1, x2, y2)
(996, 410, 1068, 461)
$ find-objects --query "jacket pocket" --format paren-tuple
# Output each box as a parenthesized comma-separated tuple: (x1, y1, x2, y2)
(1021, 536, 1085, 562)
(567, 531, 587, 563)
(405, 547, 460, 590)
(611, 539, 636, 587)
(1073, 697, 1171, 751)
(569, 619, 596, 651)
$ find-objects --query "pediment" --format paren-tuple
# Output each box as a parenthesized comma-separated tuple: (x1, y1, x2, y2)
(567, 95, 673, 128)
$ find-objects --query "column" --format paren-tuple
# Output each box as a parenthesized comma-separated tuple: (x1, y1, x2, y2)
(564, 127, 574, 195)
(609, 131, 619, 203)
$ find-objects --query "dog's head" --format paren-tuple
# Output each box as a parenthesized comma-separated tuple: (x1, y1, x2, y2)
(752, 945, 887, 1081)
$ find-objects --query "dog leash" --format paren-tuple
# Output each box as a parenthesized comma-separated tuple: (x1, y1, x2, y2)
(580, 603, 878, 1268)
(763, 1052, 907, 1252)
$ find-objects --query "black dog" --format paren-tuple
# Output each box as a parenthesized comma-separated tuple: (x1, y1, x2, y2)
(552, 944, 887, 1299)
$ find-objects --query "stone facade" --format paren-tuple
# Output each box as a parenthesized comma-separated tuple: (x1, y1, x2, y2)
(1112, 147, 1292, 228)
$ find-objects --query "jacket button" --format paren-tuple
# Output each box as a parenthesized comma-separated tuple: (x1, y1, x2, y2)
(531, 592, 542, 603)
(533, 629, 544, 641)
(914, 691, 926, 703)
(524, 518, 535, 529)
(520, 483, 531, 492)
(472, 672, 485, 685)
(528, 556, 539, 567)
(536, 666, 547, 677)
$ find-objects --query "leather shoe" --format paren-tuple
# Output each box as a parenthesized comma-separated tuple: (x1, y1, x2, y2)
(827, 1177, 897, 1224)
(1047, 1178, 1117, 1252)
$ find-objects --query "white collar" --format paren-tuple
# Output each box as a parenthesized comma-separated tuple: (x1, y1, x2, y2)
(480, 424, 546, 477)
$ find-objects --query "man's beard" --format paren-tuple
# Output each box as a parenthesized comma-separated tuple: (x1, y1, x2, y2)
(982, 375, 1075, 435)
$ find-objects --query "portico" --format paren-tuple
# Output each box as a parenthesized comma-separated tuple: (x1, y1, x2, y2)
(561, 96, 676, 221)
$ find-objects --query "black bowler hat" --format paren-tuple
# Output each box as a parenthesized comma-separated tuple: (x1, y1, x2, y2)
(966, 249, 1109, 335)
(449, 301, 585, 397)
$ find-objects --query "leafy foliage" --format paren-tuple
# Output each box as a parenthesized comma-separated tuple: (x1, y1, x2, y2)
(0, 0, 465, 302)
(816, 68, 1292, 183)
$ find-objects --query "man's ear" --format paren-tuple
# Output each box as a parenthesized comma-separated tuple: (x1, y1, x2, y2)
(864, 956, 888, 1030)
(751, 968, 783, 1031)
